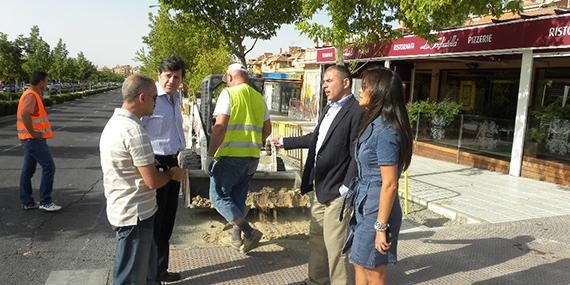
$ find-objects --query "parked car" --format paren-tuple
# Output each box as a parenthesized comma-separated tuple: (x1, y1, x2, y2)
(47, 83, 61, 91)
(2, 85, 16, 92)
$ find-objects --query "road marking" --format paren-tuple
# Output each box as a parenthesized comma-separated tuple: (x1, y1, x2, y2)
(45, 269, 109, 285)
(1, 145, 20, 152)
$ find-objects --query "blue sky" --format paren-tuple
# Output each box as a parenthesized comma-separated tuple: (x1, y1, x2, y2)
(0, 0, 324, 67)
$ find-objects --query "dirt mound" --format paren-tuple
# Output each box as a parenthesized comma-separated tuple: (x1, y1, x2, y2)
(191, 187, 310, 209)
(246, 187, 310, 209)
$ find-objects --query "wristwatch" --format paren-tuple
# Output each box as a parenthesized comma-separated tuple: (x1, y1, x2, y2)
(374, 221, 389, 232)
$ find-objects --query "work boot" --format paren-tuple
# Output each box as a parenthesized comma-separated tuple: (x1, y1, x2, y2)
(241, 229, 263, 253)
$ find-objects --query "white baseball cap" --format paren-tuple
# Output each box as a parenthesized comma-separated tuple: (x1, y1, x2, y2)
(227, 63, 247, 73)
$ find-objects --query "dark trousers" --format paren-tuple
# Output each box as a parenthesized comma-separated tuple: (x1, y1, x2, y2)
(154, 154, 180, 275)
(112, 214, 159, 285)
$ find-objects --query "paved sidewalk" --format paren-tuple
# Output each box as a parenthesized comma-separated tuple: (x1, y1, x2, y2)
(406, 156, 570, 224)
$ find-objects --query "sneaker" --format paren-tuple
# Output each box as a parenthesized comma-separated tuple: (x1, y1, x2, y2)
(39, 202, 62, 212)
(22, 202, 39, 210)
(241, 229, 263, 253)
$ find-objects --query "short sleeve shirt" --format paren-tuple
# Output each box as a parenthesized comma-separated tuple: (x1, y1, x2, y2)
(100, 108, 157, 227)
(213, 87, 270, 120)
(356, 116, 402, 183)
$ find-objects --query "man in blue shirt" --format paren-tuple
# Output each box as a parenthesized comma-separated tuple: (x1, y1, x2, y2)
(141, 55, 186, 283)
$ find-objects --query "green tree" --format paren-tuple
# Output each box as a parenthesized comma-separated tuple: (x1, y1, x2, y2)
(21, 26, 52, 76)
(63, 57, 78, 82)
(297, 0, 522, 64)
(161, 0, 302, 65)
(76, 52, 96, 82)
(93, 69, 125, 83)
(0, 33, 24, 82)
(189, 48, 233, 96)
(49, 39, 68, 82)
(136, 6, 232, 96)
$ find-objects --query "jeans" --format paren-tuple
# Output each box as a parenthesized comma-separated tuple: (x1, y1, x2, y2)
(112, 215, 159, 285)
(19, 138, 55, 205)
(209, 157, 259, 223)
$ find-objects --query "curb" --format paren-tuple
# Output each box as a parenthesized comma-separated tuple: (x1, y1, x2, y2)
(404, 192, 487, 225)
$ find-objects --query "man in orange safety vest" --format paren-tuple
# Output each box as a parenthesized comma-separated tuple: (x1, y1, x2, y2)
(16, 71, 61, 212)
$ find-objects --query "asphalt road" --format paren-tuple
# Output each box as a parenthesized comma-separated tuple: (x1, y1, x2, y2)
(0, 90, 123, 285)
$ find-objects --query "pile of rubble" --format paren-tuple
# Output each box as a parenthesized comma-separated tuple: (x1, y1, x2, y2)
(190, 187, 310, 209)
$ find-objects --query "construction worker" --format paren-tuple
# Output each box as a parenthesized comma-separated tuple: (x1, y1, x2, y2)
(17, 71, 62, 212)
(208, 63, 271, 253)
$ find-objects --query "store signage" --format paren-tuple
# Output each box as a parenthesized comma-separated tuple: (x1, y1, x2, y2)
(316, 14, 570, 63)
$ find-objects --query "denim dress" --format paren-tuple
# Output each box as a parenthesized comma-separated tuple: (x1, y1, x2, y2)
(346, 116, 403, 268)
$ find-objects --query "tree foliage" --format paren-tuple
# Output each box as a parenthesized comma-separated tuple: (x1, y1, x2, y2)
(160, 0, 302, 65)
(136, 6, 233, 97)
(0, 33, 24, 82)
(76, 52, 97, 82)
(0, 26, 122, 84)
(20, 26, 52, 77)
(297, 0, 522, 63)
(49, 39, 69, 82)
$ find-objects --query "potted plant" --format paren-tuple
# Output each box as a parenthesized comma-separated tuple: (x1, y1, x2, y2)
(407, 100, 461, 140)
(525, 126, 547, 156)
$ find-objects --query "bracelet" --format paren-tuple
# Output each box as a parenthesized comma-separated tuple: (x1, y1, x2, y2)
(374, 221, 389, 232)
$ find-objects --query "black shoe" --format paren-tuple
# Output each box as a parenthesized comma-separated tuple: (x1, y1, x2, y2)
(241, 229, 263, 253)
(159, 271, 181, 282)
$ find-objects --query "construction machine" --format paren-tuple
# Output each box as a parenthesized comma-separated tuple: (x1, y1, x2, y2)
(181, 74, 309, 211)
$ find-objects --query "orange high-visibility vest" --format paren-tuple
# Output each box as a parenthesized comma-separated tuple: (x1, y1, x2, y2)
(16, 88, 53, 139)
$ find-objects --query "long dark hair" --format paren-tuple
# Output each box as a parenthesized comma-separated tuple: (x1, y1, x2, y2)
(358, 68, 413, 171)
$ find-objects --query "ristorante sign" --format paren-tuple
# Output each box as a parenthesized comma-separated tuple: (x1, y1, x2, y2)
(316, 14, 570, 63)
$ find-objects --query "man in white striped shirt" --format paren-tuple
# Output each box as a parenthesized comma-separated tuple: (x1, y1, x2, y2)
(100, 74, 185, 285)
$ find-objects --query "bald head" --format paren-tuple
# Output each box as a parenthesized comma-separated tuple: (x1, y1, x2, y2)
(226, 69, 249, 87)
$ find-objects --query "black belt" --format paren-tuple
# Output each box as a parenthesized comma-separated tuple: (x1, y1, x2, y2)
(155, 153, 179, 168)
(155, 153, 178, 159)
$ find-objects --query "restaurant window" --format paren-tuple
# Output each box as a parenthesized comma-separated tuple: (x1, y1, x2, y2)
(413, 71, 431, 101)
(525, 68, 570, 163)
(439, 69, 519, 119)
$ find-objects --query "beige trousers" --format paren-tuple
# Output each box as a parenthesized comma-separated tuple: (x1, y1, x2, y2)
(306, 193, 354, 285)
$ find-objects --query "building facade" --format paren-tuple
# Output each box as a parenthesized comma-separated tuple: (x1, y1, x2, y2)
(313, 11, 570, 186)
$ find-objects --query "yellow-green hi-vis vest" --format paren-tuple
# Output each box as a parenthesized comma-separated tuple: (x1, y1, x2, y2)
(215, 83, 266, 158)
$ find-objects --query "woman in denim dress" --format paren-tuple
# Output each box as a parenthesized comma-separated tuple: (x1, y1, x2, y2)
(346, 67, 413, 284)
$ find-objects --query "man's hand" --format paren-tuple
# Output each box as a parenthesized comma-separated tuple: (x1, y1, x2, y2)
(269, 136, 282, 147)
(339, 185, 350, 198)
(168, 167, 186, 182)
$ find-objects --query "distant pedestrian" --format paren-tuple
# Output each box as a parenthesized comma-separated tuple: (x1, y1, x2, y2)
(208, 63, 271, 253)
(17, 71, 62, 212)
(100, 74, 185, 285)
(271, 65, 363, 285)
(344, 67, 413, 285)
(141, 55, 186, 283)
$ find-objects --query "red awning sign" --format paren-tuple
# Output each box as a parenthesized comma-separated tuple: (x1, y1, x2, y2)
(317, 14, 570, 63)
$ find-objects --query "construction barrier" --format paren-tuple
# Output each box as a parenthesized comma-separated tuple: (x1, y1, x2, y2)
(270, 121, 303, 170)
(398, 170, 409, 216)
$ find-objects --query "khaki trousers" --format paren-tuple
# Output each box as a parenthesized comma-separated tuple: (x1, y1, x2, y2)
(307, 193, 354, 285)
